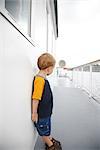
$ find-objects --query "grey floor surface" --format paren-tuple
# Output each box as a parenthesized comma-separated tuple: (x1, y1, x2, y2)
(34, 86, 100, 150)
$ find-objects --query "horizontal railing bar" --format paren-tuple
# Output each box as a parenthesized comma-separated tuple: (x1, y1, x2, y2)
(71, 59, 100, 69)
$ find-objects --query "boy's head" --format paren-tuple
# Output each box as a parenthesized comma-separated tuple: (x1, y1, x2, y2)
(37, 53, 56, 75)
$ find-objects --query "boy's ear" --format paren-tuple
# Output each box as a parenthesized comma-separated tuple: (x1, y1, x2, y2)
(45, 67, 48, 72)
(46, 67, 50, 72)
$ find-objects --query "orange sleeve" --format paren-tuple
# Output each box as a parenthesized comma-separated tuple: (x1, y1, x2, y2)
(32, 76, 45, 100)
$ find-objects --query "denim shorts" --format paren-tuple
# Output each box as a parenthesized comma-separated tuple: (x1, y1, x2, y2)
(34, 117, 51, 136)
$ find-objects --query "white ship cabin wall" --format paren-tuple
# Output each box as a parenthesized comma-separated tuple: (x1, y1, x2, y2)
(0, 0, 58, 149)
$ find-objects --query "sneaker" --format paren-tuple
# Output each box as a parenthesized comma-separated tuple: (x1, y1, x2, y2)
(51, 138, 61, 146)
(45, 138, 62, 150)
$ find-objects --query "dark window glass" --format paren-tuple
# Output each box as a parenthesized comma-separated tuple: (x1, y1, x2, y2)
(5, 0, 31, 36)
(92, 64, 100, 72)
(83, 66, 90, 72)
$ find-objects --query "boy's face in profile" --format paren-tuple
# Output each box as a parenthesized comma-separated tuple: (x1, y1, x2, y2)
(47, 66, 54, 76)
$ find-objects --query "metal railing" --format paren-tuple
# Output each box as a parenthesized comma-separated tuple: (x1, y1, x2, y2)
(68, 60, 100, 103)
(56, 60, 100, 103)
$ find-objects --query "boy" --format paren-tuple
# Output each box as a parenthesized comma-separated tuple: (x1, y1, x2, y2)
(31, 53, 62, 150)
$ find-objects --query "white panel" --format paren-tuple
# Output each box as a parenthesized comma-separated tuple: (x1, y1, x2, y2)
(0, 0, 5, 9)
(0, 14, 4, 149)
(0, 13, 44, 150)
(92, 72, 100, 101)
(31, 0, 47, 51)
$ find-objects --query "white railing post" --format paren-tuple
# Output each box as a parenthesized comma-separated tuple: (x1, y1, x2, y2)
(89, 64, 92, 98)
(81, 67, 83, 89)
(64, 60, 100, 102)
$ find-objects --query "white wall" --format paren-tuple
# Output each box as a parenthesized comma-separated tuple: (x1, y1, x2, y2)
(0, 0, 4, 9)
(31, 0, 47, 51)
(0, 12, 4, 149)
(31, 0, 57, 54)
(0, 1, 57, 149)
(0, 13, 44, 150)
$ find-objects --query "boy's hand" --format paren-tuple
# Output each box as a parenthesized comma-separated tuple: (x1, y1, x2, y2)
(32, 112, 38, 122)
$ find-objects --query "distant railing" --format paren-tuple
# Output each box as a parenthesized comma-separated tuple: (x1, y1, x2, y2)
(68, 60, 100, 103)
(56, 60, 100, 103)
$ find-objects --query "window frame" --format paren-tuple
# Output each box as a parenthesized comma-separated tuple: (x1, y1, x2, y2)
(0, 0, 34, 46)
(5, 0, 32, 37)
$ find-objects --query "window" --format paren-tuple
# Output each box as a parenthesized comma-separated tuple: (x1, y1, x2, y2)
(92, 64, 100, 72)
(5, 0, 31, 36)
(83, 66, 90, 72)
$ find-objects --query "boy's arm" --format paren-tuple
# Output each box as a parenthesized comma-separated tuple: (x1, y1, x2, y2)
(32, 99, 39, 113)
(32, 77, 45, 122)
(32, 99, 39, 122)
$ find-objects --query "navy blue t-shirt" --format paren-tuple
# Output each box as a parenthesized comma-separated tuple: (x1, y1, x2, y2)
(32, 77, 53, 119)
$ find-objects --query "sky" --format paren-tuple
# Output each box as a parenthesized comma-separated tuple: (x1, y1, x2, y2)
(56, 0, 100, 68)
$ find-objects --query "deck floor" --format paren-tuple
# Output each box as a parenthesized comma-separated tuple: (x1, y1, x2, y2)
(34, 85, 100, 150)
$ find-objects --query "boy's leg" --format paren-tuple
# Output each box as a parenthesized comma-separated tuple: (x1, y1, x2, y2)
(44, 136, 62, 150)
(48, 136, 61, 146)
(42, 136, 53, 147)
(34, 117, 61, 148)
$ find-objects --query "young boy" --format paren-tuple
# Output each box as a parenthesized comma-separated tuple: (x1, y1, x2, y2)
(31, 53, 62, 150)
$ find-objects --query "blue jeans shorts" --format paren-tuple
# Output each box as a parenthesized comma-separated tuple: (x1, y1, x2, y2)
(34, 117, 51, 136)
